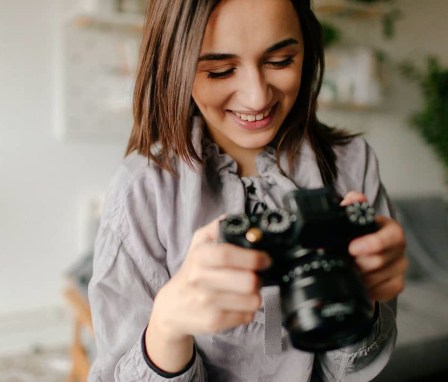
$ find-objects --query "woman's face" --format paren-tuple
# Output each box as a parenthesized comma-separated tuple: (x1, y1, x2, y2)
(192, 0, 304, 164)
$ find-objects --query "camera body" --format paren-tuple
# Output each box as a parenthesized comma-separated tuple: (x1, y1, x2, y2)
(220, 187, 378, 351)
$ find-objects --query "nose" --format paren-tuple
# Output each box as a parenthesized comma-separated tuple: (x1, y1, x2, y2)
(237, 67, 272, 112)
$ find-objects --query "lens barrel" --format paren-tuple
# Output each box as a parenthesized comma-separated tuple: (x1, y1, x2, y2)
(279, 248, 373, 351)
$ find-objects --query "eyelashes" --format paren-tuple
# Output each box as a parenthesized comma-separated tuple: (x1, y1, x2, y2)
(208, 68, 235, 79)
(267, 57, 294, 69)
(207, 57, 294, 79)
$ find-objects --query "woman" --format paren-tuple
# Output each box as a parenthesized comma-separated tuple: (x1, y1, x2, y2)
(88, 0, 407, 381)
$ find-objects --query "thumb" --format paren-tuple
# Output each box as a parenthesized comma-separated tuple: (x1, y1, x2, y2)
(192, 214, 227, 245)
(340, 191, 368, 206)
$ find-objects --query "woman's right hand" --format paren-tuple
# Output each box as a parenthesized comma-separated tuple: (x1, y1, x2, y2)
(145, 216, 272, 372)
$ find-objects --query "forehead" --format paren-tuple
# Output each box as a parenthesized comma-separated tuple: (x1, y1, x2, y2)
(201, 0, 302, 53)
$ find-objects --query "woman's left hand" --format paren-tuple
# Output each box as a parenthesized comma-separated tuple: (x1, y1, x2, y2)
(341, 192, 408, 303)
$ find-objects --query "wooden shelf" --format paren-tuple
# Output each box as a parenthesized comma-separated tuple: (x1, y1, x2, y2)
(72, 2, 384, 31)
(315, 0, 387, 19)
(71, 14, 144, 33)
(71, 2, 385, 31)
(318, 101, 379, 112)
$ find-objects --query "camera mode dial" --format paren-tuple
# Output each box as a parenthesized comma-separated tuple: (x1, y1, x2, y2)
(345, 202, 376, 226)
(260, 209, 292, 233)
(221, 214, 250, 235)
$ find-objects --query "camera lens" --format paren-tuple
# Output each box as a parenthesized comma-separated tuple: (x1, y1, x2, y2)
(260, 209, 291, 233)
(279, 249, 373, 351)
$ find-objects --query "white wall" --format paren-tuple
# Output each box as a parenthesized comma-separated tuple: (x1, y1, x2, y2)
(0, 0, 447, 351)
(0, 1, 125, 327)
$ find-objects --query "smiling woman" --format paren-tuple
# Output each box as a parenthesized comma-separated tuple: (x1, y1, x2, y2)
(88, 1, 407, 381)
(126, 0, 355, 185)
(192, 0, 304, 176)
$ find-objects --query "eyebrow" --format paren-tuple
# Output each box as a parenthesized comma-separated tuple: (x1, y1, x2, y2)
(197, 38, 299, 62)
(266, 38, 299, 53)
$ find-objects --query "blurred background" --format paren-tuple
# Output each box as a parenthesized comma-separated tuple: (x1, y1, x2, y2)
(0, 0, 447, 381)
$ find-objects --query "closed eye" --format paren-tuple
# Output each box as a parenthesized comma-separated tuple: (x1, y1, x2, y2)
(206, 56, 294, 79)
(266, 57, 294, 69)
(207, 68, 235, 79)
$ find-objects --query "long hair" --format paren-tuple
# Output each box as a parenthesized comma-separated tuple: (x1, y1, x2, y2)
(278, 0, 357, 185)
(126, 0, 356, 185)
(126, 0, 219, 170)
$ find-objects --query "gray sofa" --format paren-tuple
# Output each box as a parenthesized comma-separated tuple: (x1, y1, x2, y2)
(374, 196, 448, 381)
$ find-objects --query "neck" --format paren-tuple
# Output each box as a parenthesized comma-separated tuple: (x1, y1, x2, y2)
(224, 146, 260, 177)
(202, 125, 261, 177)
(239, 161, 258, 177)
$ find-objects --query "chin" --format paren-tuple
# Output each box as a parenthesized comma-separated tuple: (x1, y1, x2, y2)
(238, 134, 277, 150)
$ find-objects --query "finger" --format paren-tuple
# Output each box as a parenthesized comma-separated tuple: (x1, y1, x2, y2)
(187, 268, 261, 294)
(361, 256, 409, 290)
(349, 216, 406, 256)
(197, 242, 272, 271)
(194, 290, 261, 312)
(367, 274, 406, 302)
(192, 214, 227, 245)
(340, 191, 368, 206)
(215, 292, 262, 312)
(354, 249, 404, 273)
(201, 310, 254, 334)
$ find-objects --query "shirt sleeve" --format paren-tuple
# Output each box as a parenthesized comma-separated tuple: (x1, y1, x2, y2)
(315, 140, 398, 382)
(87, 165, 206, 382)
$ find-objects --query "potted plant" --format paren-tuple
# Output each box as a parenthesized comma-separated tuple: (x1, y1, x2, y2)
(400, 57, 448, 170)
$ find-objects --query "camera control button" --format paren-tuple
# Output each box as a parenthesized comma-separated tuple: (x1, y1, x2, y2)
(260, 209, 291, 233)
(245, 227, 263, 243)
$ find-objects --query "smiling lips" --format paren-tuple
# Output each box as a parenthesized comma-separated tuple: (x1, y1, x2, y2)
(232, 107, 272, 122)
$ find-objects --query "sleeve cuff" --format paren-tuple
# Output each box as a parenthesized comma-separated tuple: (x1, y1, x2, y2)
(141, 326, 197, 379)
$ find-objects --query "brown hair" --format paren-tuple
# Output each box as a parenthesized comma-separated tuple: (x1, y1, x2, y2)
(126, 0, 356, 185)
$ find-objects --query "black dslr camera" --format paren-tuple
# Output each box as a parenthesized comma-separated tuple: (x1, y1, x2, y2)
(220, 187, 377, 352)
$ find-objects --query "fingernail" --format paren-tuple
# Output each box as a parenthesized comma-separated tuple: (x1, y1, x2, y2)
(262, 255, 272, 268)
(350, 241, 366, 254)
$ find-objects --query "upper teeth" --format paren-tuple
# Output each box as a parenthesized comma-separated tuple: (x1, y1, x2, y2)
(234, 108, 271, 121)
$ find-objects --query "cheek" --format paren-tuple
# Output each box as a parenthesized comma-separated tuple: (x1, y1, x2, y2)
(192, 79, 205, 108)
(268, 72, 302, 108)
(282, 70, 302, 100)
(192, 79, 230, 112)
